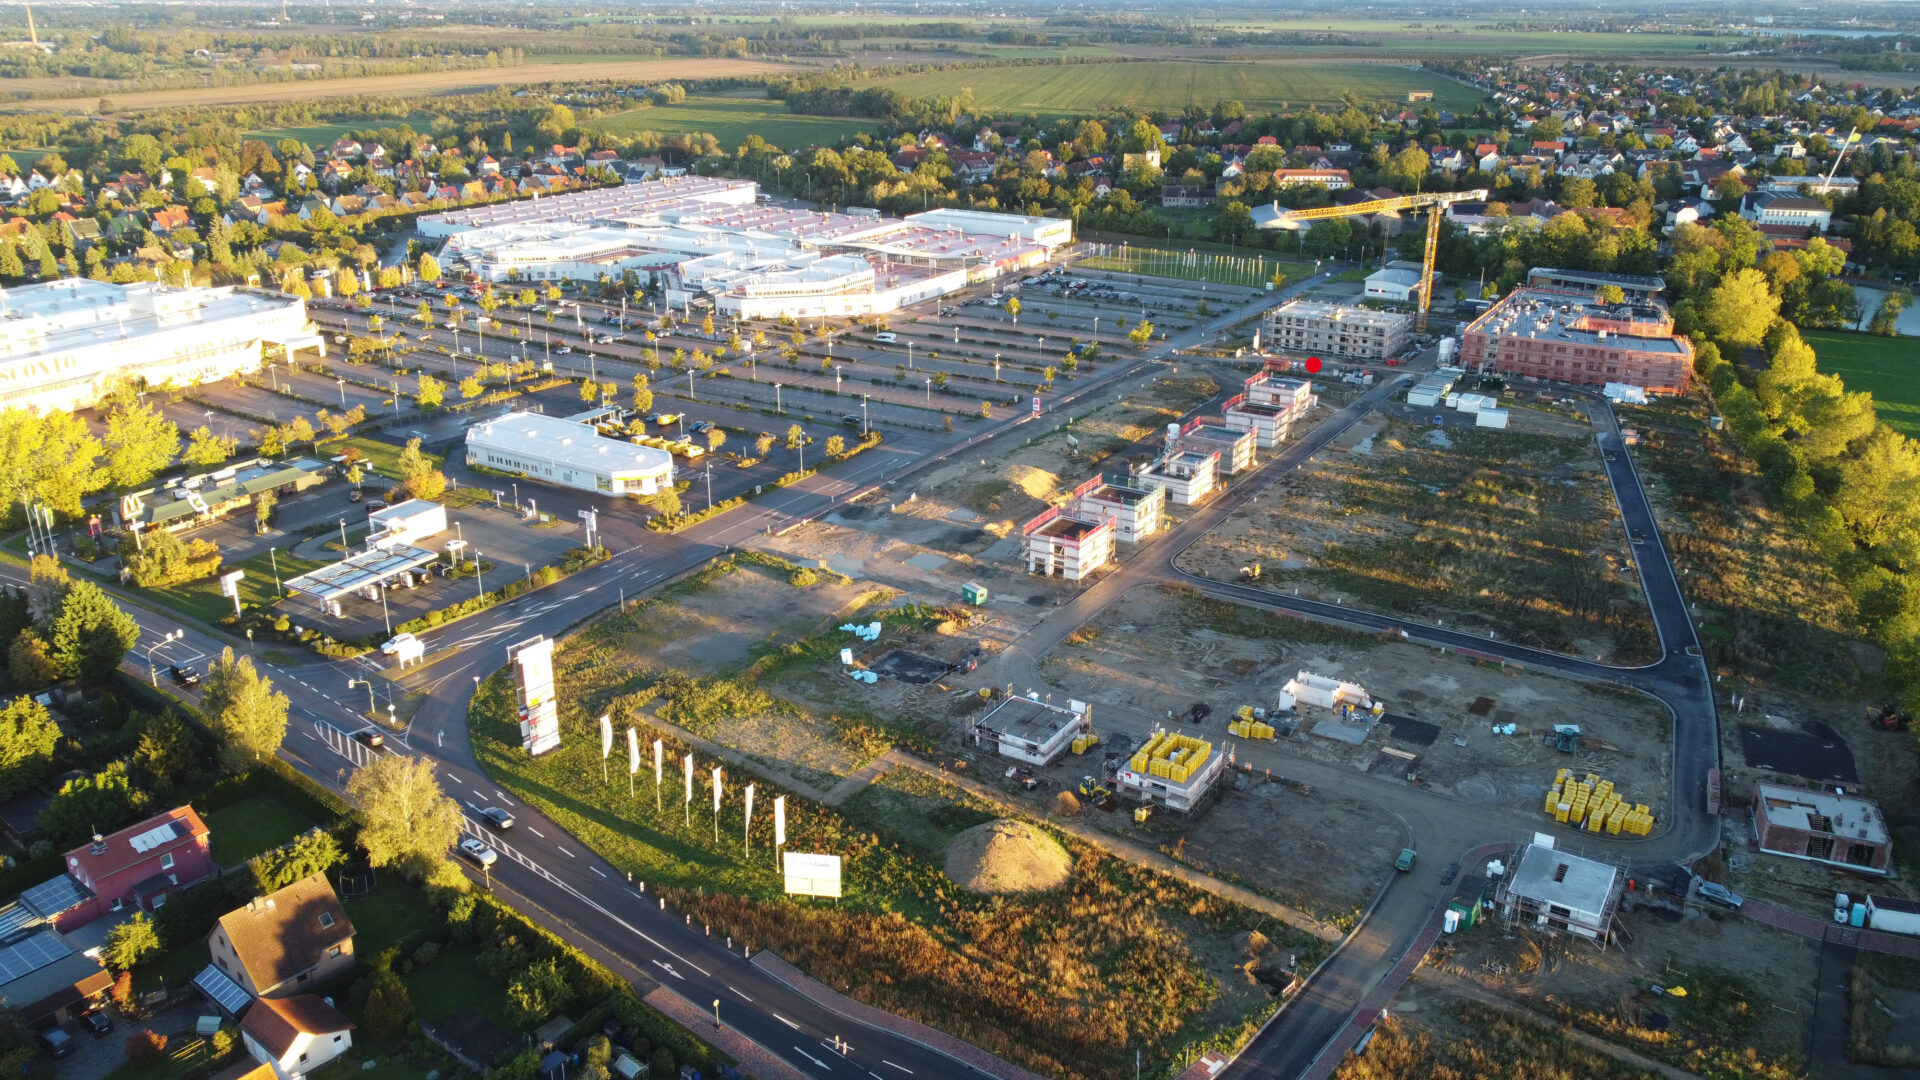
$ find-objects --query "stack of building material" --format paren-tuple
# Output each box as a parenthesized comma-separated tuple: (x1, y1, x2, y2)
(1228, 705, 1276, 740)
(1130, 732, 1214, 785)
(1546, 769, 1653, 836)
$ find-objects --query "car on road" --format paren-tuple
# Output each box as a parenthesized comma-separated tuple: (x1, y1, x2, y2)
(349, 489, 364, 503)
(842, 414, 863, 430)
(1395, 848, 1417, 872)
(479, 807, 515, 831)
(1696, 880, 1742, 909)
(353, 728, 385, 748)
(687, 420, 712, 434)
(654, 413, 680, 426)
(168, 664, 201, 686)
(380, 632, 418, 656)
(555, 345, 573, 355)
(458, 837, 499, 867)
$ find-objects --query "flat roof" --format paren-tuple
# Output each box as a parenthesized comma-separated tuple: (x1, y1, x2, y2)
(1507, 843, 1619, 914)
(1527, 267, 1666, 290)
(467, 412, 674, 478)
(975, 697, 1082, 746)
(1082, 480, 1162, 507)
(1030, 514, 1109, 541)
(1265, 297, 1410, 328)
(135, 459, 329, 527)
(1471, 290, 1689, 355)
(1757, 783, 1888, 845)
(0, 280, 308, 362)
(282, 545, 440, 603)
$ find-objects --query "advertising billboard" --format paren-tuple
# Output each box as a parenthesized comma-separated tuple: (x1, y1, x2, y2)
(782, 852, 843, 898)
(508, 635, 560, 756)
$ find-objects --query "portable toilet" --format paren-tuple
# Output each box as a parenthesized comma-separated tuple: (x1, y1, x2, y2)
(1852, 902, 1868, 928)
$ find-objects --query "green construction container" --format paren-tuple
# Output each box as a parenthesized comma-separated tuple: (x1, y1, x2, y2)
(961, 581, 989, 605)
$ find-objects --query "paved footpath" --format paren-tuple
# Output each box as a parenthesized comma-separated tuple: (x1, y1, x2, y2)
(1744, 899, 1920, 959)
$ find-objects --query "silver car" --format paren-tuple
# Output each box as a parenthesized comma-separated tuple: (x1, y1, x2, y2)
(458, 837, 498, 867)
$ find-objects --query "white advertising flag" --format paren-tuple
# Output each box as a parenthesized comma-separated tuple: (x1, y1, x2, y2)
(600, 714, 613, 759)
(712, 765, 723, 814)
(745, 783, 755, 828)
(653, 739, 663, 785)
(774, 795, 786, 848)
(627, 727, 640, 775)
(683, 754, 694, 803)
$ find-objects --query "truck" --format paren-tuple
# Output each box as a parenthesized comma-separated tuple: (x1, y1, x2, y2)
(1866, 894, 1920, 936)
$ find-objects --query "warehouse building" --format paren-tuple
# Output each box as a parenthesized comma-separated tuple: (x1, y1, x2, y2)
(1492, 839, 1624, 947)
(1751, 783, 1891, 875)
(466, 411, 674, 497)
(0, 280, 321, 414)
(1022, 506, 1115, 581)
(1461, 290, 1692, 395)
(1262, 298, 1411, 361)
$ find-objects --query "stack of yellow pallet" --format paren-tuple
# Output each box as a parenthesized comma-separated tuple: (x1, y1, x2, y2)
(1131, 731, 1213, 784)
(1070, 733, 1099, 755)
(1545, 770, 1655, 836)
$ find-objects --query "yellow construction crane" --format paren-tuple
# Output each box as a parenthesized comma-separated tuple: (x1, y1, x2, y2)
(1269, 189, 1487, 333)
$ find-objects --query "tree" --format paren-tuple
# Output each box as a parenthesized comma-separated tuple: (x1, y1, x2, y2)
(705, 427, 726, 453)
(395, 438, 447, 502)
(461, 375, 487, 400)
(183, 425, 237, 467)
(755, 432, 774, 458)
(201, 648, 289, 770)
(1128, 321, 1155, 345)
(102, 912, 161, 971)
(1698, 268, 1781, 350)
(248, 827, 345, 894)
(632, 387, 653, 414)
(361, 972, 414, 1039)
(1596, 285, 1626, 305)
(125, 1032, 168, 1068)
(47, 581, 139, 684)
(416, 374, 445, 409)
(0, 410, 106, 515)
(649, 488, 681, 518)
(1003, 296, 1021, 319)
(346, 754, 463, 877)
(785, 423, 805, 450)
(505, 958, 574, 1027)
(417, 253, 441, 283)
(0, 696, 61, 800)
(40, 764, 135, 845)
(255, 489, 276, 532)
(133, 711, 201, 794)
(8, 630, 57, 692)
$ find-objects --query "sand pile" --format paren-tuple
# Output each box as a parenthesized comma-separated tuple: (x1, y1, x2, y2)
(944, 819, 1072, 895)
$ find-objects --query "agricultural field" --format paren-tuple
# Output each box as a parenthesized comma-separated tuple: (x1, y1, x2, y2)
(1803, 328, 1920, 439)
(587, 95, 877, 149)
(241, 123, 368, 150)
(1192, 19, 1735, 56)
(467, 553, 1313, 1080)
(7, 58, 794, 114)
(1188, 410, 1661, 664)
(854, 60, 1484, 116)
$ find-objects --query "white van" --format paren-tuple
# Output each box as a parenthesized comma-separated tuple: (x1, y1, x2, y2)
(873, 332, 897, 343)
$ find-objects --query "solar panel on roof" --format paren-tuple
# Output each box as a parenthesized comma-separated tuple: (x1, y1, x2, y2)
(19, 875, 88, 917)
(128, 822, 180, 853)
(0, 931, 71, 983)
(194, 964, 253, 1015)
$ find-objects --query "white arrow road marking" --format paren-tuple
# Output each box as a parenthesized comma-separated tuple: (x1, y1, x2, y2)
(792, 1047, 830, 1070)
(493, 790, 514, 805)
(649, 960, 683, 981)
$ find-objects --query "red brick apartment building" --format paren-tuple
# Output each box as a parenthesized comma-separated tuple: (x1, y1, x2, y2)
(1461, 289, 1693, 394)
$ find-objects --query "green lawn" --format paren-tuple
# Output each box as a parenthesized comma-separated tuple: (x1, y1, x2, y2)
(339, 434, 442, 480)
(142, 549, 330, 625)
(856, 60, 1483, 115)
(343, 878, 441, 956)
(242, 124, 363, 150)
(587, 96, 876, 150)
(1803, 329, 1920, 439)
(406, 946, 511, 1025)
(204, 794, 318, 866)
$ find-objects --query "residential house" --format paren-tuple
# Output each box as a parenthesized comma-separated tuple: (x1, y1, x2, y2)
(328, 138, 363, 160)
(1271, 168, 1351, 191)
(187, 168, 219, 197)
(1159, 184, 1212, 209)
(241, 995, 356, 1080)
(149, 206, 191, 235)
(207, 872, 356, 999)
(57, 806, 214, 930)
(1742, 191, 1833, 231)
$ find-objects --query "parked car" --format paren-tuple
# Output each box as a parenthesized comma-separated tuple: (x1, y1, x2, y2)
(873, 332, 897, 343)
(480, 807, 515, 831)
(458, 837, 499, 867)
(81, 1011, 111, 1038)
(1697, 880, 1743, 910)
(38, 1027, 73, 1058)
(168, 664, 201, 686)
(842, 414, 863, 430)
(380, 632, 418, 656)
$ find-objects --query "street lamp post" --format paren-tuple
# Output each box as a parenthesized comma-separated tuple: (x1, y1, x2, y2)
(994, 353, 1001, 382)
(348, 678, 377, 716)
(925, 377, 931, 404)
(336, 377, 347, 407)
(474, 552, 485, 599)
(861, 395, 869, 435)
(338, 519, 348, 550)
(907, 341, 914, 369)
(774, 383, 782, 414)
(146, 629, 181, 685)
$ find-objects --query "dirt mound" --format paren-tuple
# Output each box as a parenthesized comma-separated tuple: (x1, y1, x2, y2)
(1007, 465, 1059, 502)
(945, 819, 1072, 895)
(1052, 791, 1082, 816)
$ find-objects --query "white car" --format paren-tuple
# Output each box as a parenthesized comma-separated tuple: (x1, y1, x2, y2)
(458, 837, 498, 867)
(379, 632, 418, 656)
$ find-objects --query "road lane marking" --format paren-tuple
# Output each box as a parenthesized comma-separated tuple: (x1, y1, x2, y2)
(589, 866, 607, 878)
(527, 827, 545, 838)
(728, 985, 754, 1002)
(880, 1062, 911, 1074)
(558, 846, 575, 858)
(771, 1014, 800, 1031)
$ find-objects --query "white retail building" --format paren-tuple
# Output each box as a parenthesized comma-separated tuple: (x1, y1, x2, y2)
(0, 279, 321, 414)
(465, 411, 674, 497)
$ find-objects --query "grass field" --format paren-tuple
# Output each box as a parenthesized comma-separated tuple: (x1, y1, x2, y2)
(587, 95, 876, 147)
(242, 124, 364, 150)
(856, 60, 1483, 114)
(143, 549, 330, 626)
(1804, 329, 1920, 439)
(10, 58, 794, 114)
(204, 794, 317, 866)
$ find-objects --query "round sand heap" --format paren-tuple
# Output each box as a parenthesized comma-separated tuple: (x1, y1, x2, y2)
(945, 819, 1072, 895)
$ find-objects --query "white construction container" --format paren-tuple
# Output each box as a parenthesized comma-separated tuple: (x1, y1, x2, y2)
(1866, 895, 1920, 936)
(1475, 408, 1510, 429)
(1408, 390, 1441, 408)
(1281, 671, 1372, 711)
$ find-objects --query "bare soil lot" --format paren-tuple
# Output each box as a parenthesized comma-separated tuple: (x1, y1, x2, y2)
(1186, 416, 1659, 663)
(1042, 584, 1674, 828)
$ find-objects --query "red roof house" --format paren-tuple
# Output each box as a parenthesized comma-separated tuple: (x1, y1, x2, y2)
(60, 806, 213, 930)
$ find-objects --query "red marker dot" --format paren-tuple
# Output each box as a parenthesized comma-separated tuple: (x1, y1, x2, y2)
(1305, 356, 1323, 373)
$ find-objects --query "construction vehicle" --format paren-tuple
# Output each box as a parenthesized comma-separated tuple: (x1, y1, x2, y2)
(1239, 562, 1262, 582)
(1871, 705, 1913, 732)
(1133, 805, 1153, 824)
(1263, 189, 1489, 333)
(1078, 775, 1111, 799)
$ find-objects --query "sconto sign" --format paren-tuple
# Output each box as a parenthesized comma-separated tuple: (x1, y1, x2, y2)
(508, 635, 560, 755)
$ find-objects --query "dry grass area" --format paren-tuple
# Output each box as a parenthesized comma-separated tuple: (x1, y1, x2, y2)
(1333, 999, 1662, 1080)
(1425, 903, 1812, 1080)
(915, 369, 1222, 531)
(1189, 418, 1658, 663)
(12, 58, 792, 113)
